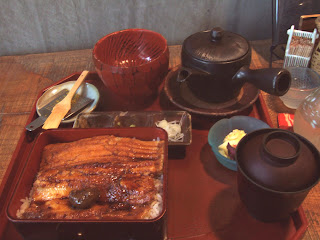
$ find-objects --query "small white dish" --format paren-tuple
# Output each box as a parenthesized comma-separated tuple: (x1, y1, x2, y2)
(36, 81, 99, 123)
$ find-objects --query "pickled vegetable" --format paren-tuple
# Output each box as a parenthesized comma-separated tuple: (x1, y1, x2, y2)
(218, 129, 246, 159)
(156, 119, 184, 142)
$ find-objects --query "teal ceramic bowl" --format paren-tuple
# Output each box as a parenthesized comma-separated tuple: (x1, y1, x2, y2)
(208, 116, 270, 171)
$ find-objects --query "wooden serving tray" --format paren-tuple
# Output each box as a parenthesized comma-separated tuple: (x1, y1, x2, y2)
(0, 72, 308, 240)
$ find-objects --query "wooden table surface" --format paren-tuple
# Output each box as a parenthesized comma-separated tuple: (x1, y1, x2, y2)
(0, 42, 318, 240)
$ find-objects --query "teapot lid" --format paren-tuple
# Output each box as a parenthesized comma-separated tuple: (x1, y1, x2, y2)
(182, 27, 250, 63)
(236, 128, 320, 192)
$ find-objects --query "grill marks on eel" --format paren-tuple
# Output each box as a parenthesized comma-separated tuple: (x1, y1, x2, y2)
(22, 135, 164, 219)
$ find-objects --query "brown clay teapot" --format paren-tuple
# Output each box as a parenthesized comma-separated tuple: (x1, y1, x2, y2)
(236, 128, 320, 222)
(177, 27, 291, 103)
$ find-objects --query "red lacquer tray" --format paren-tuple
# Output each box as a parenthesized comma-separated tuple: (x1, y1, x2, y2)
(0, 72, 308, 240)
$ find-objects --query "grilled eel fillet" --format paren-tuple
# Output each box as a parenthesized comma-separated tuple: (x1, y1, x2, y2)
(20, 135, 164, 219)
(40, 135, 164, 171)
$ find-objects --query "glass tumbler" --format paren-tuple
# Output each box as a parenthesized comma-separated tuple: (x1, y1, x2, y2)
(294, 87, 320, 151)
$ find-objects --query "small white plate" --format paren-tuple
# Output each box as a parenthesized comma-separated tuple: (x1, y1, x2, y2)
(36, 81, 100, 123)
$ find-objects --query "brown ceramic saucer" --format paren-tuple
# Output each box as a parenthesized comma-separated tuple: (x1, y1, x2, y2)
(164, 66, 260, 116)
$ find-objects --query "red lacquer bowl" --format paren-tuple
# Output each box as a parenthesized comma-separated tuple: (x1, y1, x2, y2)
(93, 29, 169, 109)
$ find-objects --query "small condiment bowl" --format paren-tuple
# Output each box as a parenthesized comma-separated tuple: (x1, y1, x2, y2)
(208, 116, 270, 171)
(37, 81, 99, 123)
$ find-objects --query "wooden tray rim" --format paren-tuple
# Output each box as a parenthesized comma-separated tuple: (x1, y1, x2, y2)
(0, 72, 308, 240)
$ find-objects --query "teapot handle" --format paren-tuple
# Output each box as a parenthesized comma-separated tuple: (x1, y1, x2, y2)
(233, 66, 291, 96)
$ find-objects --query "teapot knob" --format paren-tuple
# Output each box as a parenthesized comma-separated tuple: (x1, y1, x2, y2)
(211, 27, 224, 41)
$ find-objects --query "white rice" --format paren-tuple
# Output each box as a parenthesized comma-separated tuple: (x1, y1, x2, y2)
(145, 177, 163, 219)
(147, 193, 163, 219)
(16, 197, 31, 218)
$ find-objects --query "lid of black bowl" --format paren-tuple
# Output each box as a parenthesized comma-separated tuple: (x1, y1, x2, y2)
(182, 27, 250, 63)
(236, 128, 320, 192)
